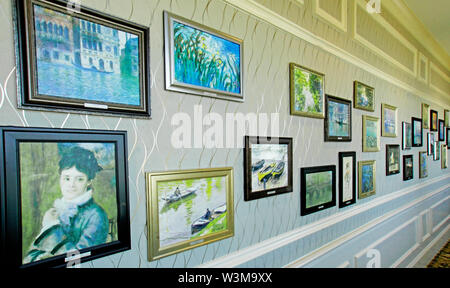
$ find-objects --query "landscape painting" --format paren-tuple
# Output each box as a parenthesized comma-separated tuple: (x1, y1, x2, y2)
(301, 166, 336, 216)
(363, 116, 380, 152)
(354, 81, 375, 112)
(412, 118, 423, 147)
(146, 168, 233, 261)
(386, 145, 400, 176)
(290, 63, 325, 118)
(359, 161, 376, 199)
(382, 104, 397, 137)
(165, 12, 243, 101)
(325, 95, 352, 141)
(419, 152, 428, 178)
(16, 0, 150, 116)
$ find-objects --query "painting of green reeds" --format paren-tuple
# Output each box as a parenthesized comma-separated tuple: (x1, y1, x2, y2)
(164, 12, 243, 101)
(290, 63, 325, 118)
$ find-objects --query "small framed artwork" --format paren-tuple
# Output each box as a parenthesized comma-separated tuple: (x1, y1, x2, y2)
(419, 152, 428, 179)
(430, 110, 438, 131)
(324, 95, 352, 142)
(427, 133, 435, 156)
(445, 110, 450, 128)
(447, 128, 450, 148)
(338, 152, 356, 208)
(386, 145, 400, 176)
(439, 120, 445, 141)
(411, 117, 423, 147)
(402, 122, 412, 150)
(300, 165, 336, 216)
(403, 155, 413, 181)
(290, 63, 325, 118)
(13, 0, 151, 117)
(358, 160, 376, 199)
(164, 12, 243, 102)
(362, 115, 381, 152)
(146, 168, 234, 261)
(442, 145, 448, 169)
(381, 104, 398, 137)
(434, 141, 441, 161)
(354, 81, 375, 112)
(244, 136, 293, 201)
(0, 127, 131, 268)
(422, 103, 430, 129)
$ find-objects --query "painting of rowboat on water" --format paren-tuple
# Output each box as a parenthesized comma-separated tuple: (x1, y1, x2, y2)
(146, 168, 234, 261)
(301, 166, 336, 216)
(15, 0, 150, 116)
(164, 12, 243, 101)
(244, 137, 293, 201)
(290, 63, 325, 119)
(324, 95, 352, 142)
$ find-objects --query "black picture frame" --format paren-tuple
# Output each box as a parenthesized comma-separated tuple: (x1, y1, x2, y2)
(13, 0, 151, 118)
(300, 165, 336, 216)
(338, 152, 356, 208)
(403, 155, 413, 181)
(324, 95, 352, 142)
(439, 120, 445, 141)
(244, 136, 293, 201)
(411, 117, 423, 147)
(386, 144, 400, 176)
(430, 110, 438, 132)
(0, 126, 130, 268)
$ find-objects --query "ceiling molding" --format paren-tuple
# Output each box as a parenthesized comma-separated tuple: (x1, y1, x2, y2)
(382, 0, 450, 72)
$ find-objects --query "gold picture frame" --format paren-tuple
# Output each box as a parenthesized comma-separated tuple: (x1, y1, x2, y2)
(354, 81, 375, 112)
(146, 168, 234, 261)
(362, 115, 381, 152)
(381, 104, 398, 137)
(358, 160, 376, 199)
(422, 103, 430, 129)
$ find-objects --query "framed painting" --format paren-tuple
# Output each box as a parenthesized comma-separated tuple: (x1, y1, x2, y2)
(164, 12, 243, 102)
(434, 141, 441, 161)
(386, 145, 400, 176)
(442, 145, 448, 169)
(411, 117, 423, 147)
(447, 128, 450, 148)
(290, 63, 325, 119)
(338, 152, 356, 208)
(381, 104, 397, 137)
(439, 120, 445, 141)
(362, 115, 381, 152)
(358, 160, 376, 199)
(445, 110, 450, 128)
(244, 136, 293, 201)
(430, 110, 438, 132)
(300, 165, 336, 216)
(354, 81, 375, 112)
(403, 155, 413, 181)
(324, 95, 352, 142)
(0, 127, 131, 268)
(422, 103, 429, 129)
(146, 168, 234, 261)
(427, 133, 435, 156)
(419, 151, 428, 179)
(402, 122, 412, 150)
(13, 0, 151, 117)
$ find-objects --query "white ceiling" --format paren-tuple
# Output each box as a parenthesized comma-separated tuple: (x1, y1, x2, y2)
(403, 0, 450, 57)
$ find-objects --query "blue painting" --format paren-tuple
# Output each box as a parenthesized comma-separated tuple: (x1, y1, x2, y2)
(328, 101, 350, 137)
(172, 20, 241, 95)
(33, 5, 141, 106)
(361, 164, 374, 194)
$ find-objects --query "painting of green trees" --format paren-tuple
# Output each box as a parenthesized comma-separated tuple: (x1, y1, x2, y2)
(290, 63, 325, 118)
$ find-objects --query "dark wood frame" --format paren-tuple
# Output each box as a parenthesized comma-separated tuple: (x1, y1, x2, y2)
(386, 144, 400, 176)
(430, 110, 438, 132)
(13, 0, 151, 118)
(411, 117, 423, 147)
(402, 122, 411, 150)
(324, 95, 352, 142)
(0, 126, 130, 268)
(403, 155, 413, 181)
(300, 165, 336, 216)
(439, 119, 445, 141)
(338, 152, 356, 208)
(244, 136, 293, 201)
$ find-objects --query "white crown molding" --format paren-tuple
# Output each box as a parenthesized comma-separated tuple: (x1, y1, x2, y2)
(221, 0, 450, 108)
(430, 61, 450, 96)
(314, 0, 347, 33)
(382, 0, 450, 72)
(197, 173, 450, 268)
(418, 52, 429, 84)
